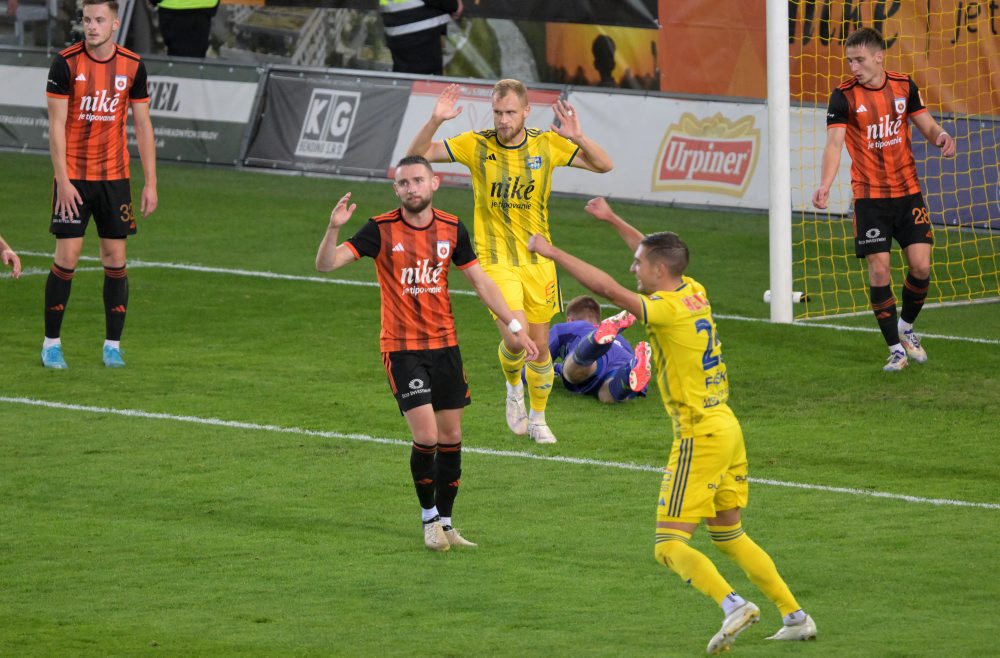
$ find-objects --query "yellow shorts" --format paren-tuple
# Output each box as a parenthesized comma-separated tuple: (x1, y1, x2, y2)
(656, 423, 749, 524)
(482, 261, 561, 325)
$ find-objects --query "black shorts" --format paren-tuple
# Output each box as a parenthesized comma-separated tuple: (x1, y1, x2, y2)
(50, 179, 137, 239)
(382, 346, 471, 413)
(852, 192, 933, 257)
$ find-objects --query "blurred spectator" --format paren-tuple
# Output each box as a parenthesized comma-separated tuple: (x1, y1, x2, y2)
(592, 34, 617, 87)
(379, 0, 461, 75)
(151, 0, 218, 58)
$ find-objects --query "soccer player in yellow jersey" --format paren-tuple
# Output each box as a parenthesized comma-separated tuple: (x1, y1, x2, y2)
(408, 79, 612, 444)
(528, 197, 817, 654)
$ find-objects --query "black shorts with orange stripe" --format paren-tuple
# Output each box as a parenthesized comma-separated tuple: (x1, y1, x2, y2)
(852, 192, 933, 258)
(50, 179, 136, 239)
(382, 346, 471, 413)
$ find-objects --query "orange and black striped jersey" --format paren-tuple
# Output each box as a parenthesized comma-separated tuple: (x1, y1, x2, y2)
(344, 208, 479, 353)
(46, 42, 150, 181)
(826, 71, 927, 199)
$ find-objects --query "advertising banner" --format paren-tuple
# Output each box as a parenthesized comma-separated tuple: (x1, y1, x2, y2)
(544, 24, 659, 90)
(244, 70, 412, 176)
(0, 48, 260, 165)
(552, 91, 772, 210)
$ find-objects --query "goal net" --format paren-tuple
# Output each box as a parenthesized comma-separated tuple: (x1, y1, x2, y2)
(789, 2, 1000, 319)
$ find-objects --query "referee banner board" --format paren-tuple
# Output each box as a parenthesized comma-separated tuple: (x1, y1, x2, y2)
(244, 70, 410, 176)
(0, 48, 260, 165)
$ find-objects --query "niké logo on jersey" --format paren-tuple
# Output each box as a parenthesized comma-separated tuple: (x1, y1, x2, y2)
(295, 88, 361, 159)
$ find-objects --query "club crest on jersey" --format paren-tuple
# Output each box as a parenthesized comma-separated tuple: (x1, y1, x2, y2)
(436, 240, 451, 260)
(526, 156, 542, 170)
(114, 75, 128, 92)
(894, 97, 907, 115)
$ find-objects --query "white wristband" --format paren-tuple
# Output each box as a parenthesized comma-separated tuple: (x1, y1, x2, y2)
(507, 318, 522, 334)
(939, 131, 950, 140)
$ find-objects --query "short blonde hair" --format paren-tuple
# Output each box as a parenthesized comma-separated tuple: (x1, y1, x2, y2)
(492, 79, 528, 105)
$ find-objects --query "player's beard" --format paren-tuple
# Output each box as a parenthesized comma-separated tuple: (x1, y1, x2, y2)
(401, 195, 431, 214)
(496, 120, 525, 144)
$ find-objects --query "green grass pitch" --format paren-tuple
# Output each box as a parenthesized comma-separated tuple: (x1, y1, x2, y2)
(1, 151, 998, 656)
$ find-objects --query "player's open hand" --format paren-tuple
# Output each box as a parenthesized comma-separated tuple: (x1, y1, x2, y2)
(551, 99, 581, 141)
(811, 186, 829, 210)
(432, 84, 463, 123)
(54, 179, 83, 221)
(329, 192, 357, 228)
(937, 131, 957, 157)
(584, 197, 615, 222)
(527, 233, 552, 257)
(141, 184, 157, 217)
(1, 247, 21, 278)
(516, 332, 540, 362)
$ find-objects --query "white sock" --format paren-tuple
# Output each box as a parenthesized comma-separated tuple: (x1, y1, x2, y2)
(721, 592, 747, 616)
(421, 507, 439, 523)
(889, 343, 904, 355)
(528, 409, 545, 425)
(104, 340, 120, 350)
(898, 319, 913, 332)
(439, 516, 452, 529)
(506, 381, 524, 396)
(42, 337, 61, 349)
(784, 609, 807, 625)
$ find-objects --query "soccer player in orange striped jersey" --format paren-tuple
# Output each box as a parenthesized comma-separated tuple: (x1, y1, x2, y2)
(528, 198, 817, 653)
(316, 155, 538, 551)
(407, 80, 613, 444)
(41, 0, 157, 369)
(813, 27, 956, 372)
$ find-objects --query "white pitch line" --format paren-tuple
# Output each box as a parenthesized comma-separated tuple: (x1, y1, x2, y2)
(15, 251, 998, 345)
(2, 395, 997, 511)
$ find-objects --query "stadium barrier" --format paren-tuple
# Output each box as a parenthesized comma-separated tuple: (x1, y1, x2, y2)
(0, 45, 855, 213)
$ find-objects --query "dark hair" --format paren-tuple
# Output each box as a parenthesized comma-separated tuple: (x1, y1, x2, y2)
(845, 27, 885, 51)
(82, 0, 119, 14)
(395, 155, 434, 173)
(640, 231, 689, 276)
(564, 295, 601, 323)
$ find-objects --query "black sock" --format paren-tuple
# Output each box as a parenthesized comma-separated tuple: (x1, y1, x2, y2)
(103, 265, 129, 342)
(410, 441, 436, 511)
(44, 263, 75, 339)
(900, 273, 930, 325)
(435, 442, 462, 521)
(870, 284, 900, 346)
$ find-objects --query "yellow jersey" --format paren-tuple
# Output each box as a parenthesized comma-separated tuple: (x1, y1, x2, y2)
(444, 128, 579, 267)
(640, 276, 739, 439)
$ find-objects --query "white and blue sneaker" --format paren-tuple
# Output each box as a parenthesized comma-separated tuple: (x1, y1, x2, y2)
(882, 349, 908, 372)
(102, 345, 126, 368)
(899, 328, 928, 364)
(41, 344, 68, 369)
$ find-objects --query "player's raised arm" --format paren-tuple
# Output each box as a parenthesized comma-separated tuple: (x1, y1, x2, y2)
(407, 83, 462, 163)
(461, 262, 539, 361)
(528, 234, 642, 318)
(812, 126, 846, 210)
(585, 197, 643, 251)
(316, 192, 361, 272)
(551, 99, 613, 173)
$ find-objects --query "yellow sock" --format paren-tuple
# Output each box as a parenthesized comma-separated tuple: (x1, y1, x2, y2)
(709, 523, 800, 616)
(655, 529, 734, 605)
(498, 341, 525, 387)
(524, 355, 554, 413)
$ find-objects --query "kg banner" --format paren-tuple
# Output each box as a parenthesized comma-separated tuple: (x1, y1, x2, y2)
(244, 70, 412, 176)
